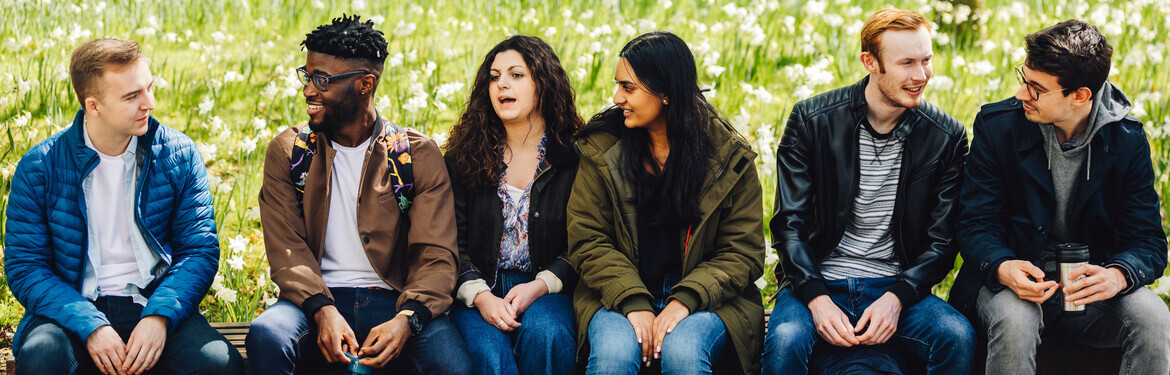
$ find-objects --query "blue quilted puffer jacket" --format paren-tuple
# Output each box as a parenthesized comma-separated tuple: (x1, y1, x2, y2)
(4, 109, 219, 350)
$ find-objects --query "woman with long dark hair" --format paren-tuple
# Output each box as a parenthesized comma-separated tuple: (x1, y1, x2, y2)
(443, 35, 582, 375)
(568, 31, 765, 374)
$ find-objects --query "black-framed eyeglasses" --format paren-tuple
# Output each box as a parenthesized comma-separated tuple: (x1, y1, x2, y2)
(296, 66, 371, 92)
(1014, 64, 1070, 101)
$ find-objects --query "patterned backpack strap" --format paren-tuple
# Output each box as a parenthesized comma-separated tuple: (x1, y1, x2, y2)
(289, 126, 318, 207)
(378, 119, 414, 213)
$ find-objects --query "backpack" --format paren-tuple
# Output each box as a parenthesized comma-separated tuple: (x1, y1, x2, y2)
(289, 118, 414, 213)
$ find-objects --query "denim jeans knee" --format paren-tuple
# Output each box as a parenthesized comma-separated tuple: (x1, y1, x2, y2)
(977, 286, 1043, 375)
(515, 293, 576, 375)
(450, 304, 517, 375)
(659, 311, 728, 374)
(15, 318, 81, 375)
(762, 288, 816, 374)
(245, 300, 314, 375)
(586, 308, 642, 375)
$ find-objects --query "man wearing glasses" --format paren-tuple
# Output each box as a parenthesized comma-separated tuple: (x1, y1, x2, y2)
(951, 19, 1170, 373)
(246, 15, 471, 374)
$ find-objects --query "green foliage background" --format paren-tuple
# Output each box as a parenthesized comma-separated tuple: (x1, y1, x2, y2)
(1, 0, 1169, 340)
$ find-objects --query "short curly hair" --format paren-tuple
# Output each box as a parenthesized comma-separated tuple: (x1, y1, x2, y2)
(302, 14, 388, 72)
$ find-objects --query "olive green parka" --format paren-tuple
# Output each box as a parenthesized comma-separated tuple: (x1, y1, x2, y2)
(568, 118, 766, 374)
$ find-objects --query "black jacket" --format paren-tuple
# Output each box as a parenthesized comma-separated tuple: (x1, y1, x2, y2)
(949, 86, 1167, 315)
(447, 138, 579, 293)
(771, 77, 969, 306)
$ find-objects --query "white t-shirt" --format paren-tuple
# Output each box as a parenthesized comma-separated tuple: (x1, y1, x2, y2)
(504, 183, 524, 204)
(92, 151, 139, 296)
(320, 137, 394, 289)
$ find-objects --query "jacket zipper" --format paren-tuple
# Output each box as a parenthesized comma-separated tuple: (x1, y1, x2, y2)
(134, 147, 165, 258)
(700, 144, 736, 195)
(826, 121, 864, 263)
(892, 142, 912, 265)
(688, 144, 738, 264)
(76, 156, 99, 289)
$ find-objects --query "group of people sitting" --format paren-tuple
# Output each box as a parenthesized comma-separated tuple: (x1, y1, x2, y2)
(4, 7, 1168, 375)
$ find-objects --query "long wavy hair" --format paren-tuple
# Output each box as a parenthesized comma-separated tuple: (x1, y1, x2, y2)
(444, 35, 582, 189)
(580, 31, 719, 225)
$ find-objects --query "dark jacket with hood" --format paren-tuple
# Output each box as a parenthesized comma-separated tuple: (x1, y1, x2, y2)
(950, 81, 1167, 315)
(771, 77, 969, 307)
(568, 117, 766, 374)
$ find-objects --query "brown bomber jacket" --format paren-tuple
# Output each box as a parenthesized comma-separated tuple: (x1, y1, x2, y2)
(258, 118, 458, 325)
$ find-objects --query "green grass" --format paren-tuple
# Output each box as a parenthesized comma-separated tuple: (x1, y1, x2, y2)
(1, 0, 1169, 328)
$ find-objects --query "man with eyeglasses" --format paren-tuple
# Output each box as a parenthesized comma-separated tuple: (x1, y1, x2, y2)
(246, 15, 471, 375)
(950, 19, 1170, 374)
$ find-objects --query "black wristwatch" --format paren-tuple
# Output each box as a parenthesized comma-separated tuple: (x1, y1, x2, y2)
(398, 310, 422, 336)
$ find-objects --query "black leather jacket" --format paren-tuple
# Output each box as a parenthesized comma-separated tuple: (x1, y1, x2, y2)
(771, 77, 968, 306)
(447, 139, 579, 293)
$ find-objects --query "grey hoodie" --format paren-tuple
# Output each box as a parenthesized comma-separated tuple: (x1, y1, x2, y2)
(1040, 81, 1132, 244)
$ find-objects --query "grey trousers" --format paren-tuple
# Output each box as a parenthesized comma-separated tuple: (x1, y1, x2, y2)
(977, 286, 1170, 375)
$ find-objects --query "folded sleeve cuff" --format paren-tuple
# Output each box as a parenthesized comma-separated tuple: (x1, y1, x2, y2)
(400, 299, 432, 326)
(543, 257, 578, 292)
(300, 293, 335, 318)
(456, 263, 483, 290)
(535, 270, 563, 294)
(795, 279, 830, 305)
(887, 279, 920, 306)
(618, 295, 654, 316)
(456, 278, 491, 308)
(669, 287, 702, 313)
(980, 255, 1015, 291)
(1103, 262, 1139, 295)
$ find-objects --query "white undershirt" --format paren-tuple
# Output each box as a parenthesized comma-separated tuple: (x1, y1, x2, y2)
(320, 137, 393, 289)
(504, 183, 524, 203)
(92, 151, 140, 296)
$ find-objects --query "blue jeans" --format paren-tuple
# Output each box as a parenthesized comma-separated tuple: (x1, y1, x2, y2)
(585, 273, 729, 375)
(449, 270, 575, 375)
(15, 296, 244, 375)
(763, 277, 975, 375)
(245, 287, 471, 375)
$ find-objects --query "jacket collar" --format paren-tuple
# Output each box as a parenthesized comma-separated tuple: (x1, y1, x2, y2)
(580, 117, 758, 253)
(542, 136, 577, 169)
(1008, 98, 1118, 216)
(66, 109, 157, 168)
(847, 76, 919, 140)
(319, 112, 386, 151)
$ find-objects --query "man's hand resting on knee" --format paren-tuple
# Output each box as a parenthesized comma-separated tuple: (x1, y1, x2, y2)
(87, 325, 127, 375)
(121, 315, 167, 375)
(997, 260, 1060, 303)
(808, 295, 860, 347)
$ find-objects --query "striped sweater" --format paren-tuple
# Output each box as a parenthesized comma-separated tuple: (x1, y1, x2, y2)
(821, 124, 903, 280)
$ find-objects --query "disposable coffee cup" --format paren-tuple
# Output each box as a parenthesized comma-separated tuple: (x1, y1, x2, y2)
(1056, 243, 1090, 315)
